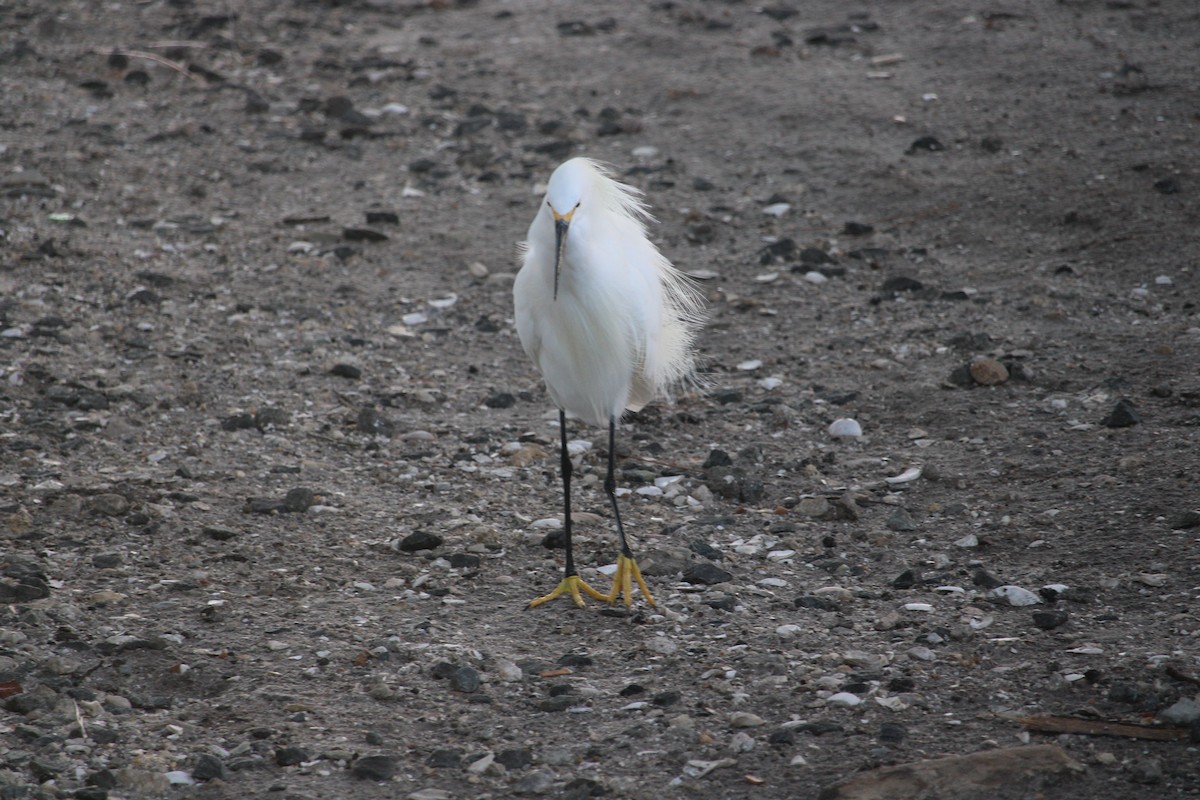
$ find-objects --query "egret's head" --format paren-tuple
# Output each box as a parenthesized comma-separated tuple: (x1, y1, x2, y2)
(544, 158, 595, 300)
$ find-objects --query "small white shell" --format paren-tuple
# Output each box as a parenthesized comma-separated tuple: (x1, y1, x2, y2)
(828, 418, 863, 438)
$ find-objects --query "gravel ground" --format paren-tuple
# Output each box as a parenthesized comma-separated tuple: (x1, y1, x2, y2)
(2, 1, 1199, 798)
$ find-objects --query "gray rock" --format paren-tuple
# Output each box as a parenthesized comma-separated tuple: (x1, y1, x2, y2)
(885, 508, 917, 532)
(352, 754, 397, 781)
(192, 753, 229, 782)
(88, 493, 130, 516)
(1158, 698, 1200, 726)
(513, 768, 556, 794)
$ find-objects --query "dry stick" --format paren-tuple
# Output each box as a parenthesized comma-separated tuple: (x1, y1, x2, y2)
(1017, 715, 1189, 742)
(92, 48, 208, 85)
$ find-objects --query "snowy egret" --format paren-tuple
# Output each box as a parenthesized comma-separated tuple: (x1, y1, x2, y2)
(514, 157, 704, 609)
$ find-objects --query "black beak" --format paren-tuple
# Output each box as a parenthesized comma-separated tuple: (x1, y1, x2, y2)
(553, 217, 569, 300)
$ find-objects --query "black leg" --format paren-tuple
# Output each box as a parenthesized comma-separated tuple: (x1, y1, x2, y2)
(560, 409, 577, 578)
(604, 415, 632, 559)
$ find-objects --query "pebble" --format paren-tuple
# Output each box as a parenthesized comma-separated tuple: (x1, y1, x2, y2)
(1102, 398, 1141, 428)
(88, 493, 130, 517)
(1129, 757, 1163, 784)
(969, 359, 1009, 386)
(796, 497, 830, 517)
(408, 789, 452, 800)
(1032, 609, 1069, 630)
(512, 770, 555, 794)
(398, 531, 442, 552)
(989, 585, 1042, 606)
(776, 624, 804, 638)
(729, 711, 765, 728)
(351, 754, 397, 781)
(1158, 698, 1200, 726)
(682, 562, 732, 585)
(827, 418, 862, 438)
(827, 692, 863, 707)
(449, 666, 481, 693)
(192, 754, 229, 782)
(275, 746, 310, 766)
(907, 646, 937, 662)
(885, 508, 917, 531)
(466, 752, 494, 775)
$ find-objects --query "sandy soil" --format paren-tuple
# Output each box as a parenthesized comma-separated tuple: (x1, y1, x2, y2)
(1, 1, 1198, 798)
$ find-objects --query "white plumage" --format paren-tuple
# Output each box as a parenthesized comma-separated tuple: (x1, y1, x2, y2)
(514, 158, 703, 427)
(513, 157, 704, 609)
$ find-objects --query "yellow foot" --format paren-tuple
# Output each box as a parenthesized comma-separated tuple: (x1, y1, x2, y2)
(528, 575, 609, 609)
(605, 553, 656, 608)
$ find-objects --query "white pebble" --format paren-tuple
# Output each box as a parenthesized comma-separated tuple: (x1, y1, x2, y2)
(566, 439, 592, 455)
(776, 624, 804, 638)
(530, 517, 562, 529)
(989, 585, 1042, 606)
(380, 102, 409, 115)
(737, 359, 763, 371)
(828, 418, 862, 438)
(758, 376, 783, 391)
(1155, 275, 1174, 285)
(401, 312, 427, 326)
(885, 466, 922, 484)
(635, 485, 663, 497)
(803, 270, 828, 284)
(762, 202, 791, 217)
(903, 602, 934, 612)
(827, 692, 863, 707)
(955, 533, 979, 548)
(631, 145, 659, 158)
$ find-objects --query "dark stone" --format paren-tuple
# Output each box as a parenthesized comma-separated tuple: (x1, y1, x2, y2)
(351, 754, 396, 781)
(495, 748, 533, 770)
(682, 562, 732, 586)
(795, 594, 839, 611)
(283, 488, 315, 512)
(796, 720, 843, 736)
(447, 553, 480, 570)
(426, 748, 463, 768)
(689, 540, 723, 560)
(254, 407, 290, 429)
(619, 684, 644, 697)
(91, 553, 122, 569)
(221, 412, 256, 431)
(274, 746, 309, 766)
(652, 690, 680, 707)
(972, 569, 1004, 590)
(357, 407, 395, 437)
(769, 729, 796, 746)
(398, 531, 442, 552)
(449, 666, 481, 693)
(711, 388, 743, 405)
(891, 569, 917, 589)
(557, 653, 594, 668)
(842, 221, 874, 236)
(885, 508, 917, 532)
(878, 722, 907, 745)
(1032, 609, 1069, 630)
(704, 593, 737, 612)
(907, 135, 945, 153)
(703, 449, 733, 468)
(193, 753, 229, 782)
(881, 276, 924, 293)
(1170, 510, 1200, 530)
(1102, 398, 1141, 427)
(799, 247, 832, 264)
(484, 392, 516, 409)
(365, 210, 399, 225)
(537, 695, 574, 712)
(329, 363, 362, 379)
(1153, 176, 1180, 194)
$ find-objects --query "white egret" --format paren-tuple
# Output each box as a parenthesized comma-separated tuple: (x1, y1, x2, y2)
(513, 157, 704, 608)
